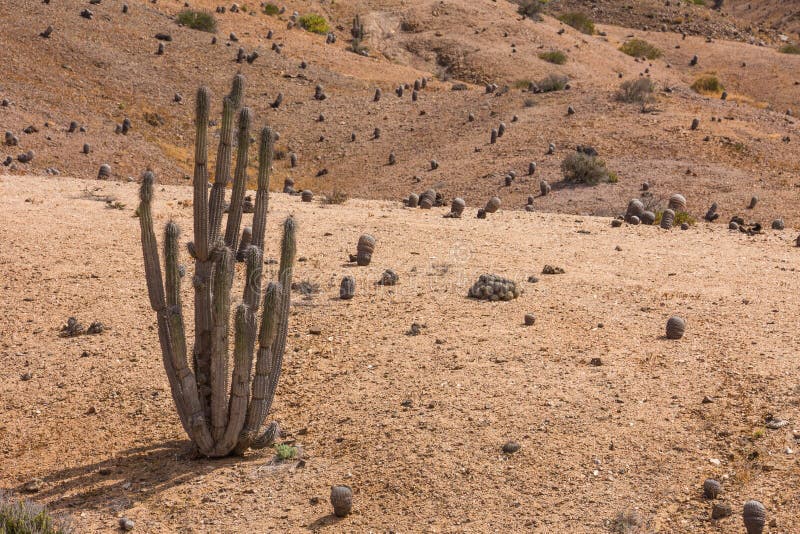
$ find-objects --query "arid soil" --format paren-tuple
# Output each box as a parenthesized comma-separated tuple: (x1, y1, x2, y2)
(1, 175, 799, 532)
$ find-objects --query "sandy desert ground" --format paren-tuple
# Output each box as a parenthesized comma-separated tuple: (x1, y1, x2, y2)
(1, 174, 799, 532)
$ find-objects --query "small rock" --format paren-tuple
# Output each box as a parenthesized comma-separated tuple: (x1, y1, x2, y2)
(711, 502, 732, 519)
(589, 357, 602, 366)
(524, 313, 535, 326)
(541, 265, 564, 275)
(502, 441, 521, 454)
(119, 517, 135, 531)
(308, 327, 322, 335)
(23, 478, 43, 493)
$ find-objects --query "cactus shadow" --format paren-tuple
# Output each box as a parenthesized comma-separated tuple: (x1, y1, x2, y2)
(305, 513, 343, 530)
(31, 440, 266, 514)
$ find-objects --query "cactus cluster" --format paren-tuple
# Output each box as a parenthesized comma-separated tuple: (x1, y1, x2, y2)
(468, 274, 520, 301)
(137, 75, 295, 458)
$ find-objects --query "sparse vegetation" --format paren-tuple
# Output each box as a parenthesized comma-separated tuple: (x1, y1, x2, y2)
(0, 493, 71, 534)
(175, 10, 217, 33)
(263, 3, 280, 16)
(619, 39, 663, 59)
(514, 79, 532, 90)
(274, 443, 298, 461)
(561, 152, 612, 185)
(516, 0, 546, 20)
(691, 75, 724, 94)
(616, 78, 656, 107)
(298, 14, 330, 35)
(655, 210, 696, 226)
(558, 12, 594, 34)
(538, 50, 568, 65)
(535, 73, 569, 92)
(779, 44, 800, 55)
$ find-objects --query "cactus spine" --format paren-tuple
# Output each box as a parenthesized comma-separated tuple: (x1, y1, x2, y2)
(137, 75, 296, 458)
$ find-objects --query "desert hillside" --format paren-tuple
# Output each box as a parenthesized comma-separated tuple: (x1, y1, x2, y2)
(1, 175, 799, 532)
(1, 0, 799, 224)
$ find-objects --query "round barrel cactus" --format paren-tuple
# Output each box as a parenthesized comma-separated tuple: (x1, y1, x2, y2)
(301, 190, 313, 202)
(356, 234, 376, 266)
(339, 276, 355, 300)
(660, 209, 675, 230)
(450, 197, 466, 217)
(666, 316, 685, 339)
(330, 485, 353, 517)
(668, 193, 686, 211)
(484, 196, 501, 214)
(407, 193, 419, 208)
(702, 478, 721, 499)
(742, 500, 766, 534)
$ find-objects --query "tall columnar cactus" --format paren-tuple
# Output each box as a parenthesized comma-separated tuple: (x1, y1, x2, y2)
(137, 77, 296, 458)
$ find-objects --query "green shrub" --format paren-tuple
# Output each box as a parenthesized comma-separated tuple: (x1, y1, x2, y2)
(779, 44, 800, 55)
(0, 493, 71, 534)
(535, 74, 568, 93)
(176, 10, 217, 33)
(619, 39, 663, 60)
(298, 14, 330, 35)
(616, 78, 656, 105)
(691, 75, 724, 94)
(538, 50, 567, 65)
(275, 444, 298, 461)
(558, 12, 594, 34)
(321, 189, 349, 205)
(263, 3, 280, 16)
(513, 79, 533, 90)
(561, 152, 611, 185)
(517, 0, 546, 20)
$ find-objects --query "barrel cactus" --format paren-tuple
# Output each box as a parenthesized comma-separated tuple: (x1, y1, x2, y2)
(136, 76, 295, 458)
(660, 209, 675, 229)
(419, 189, 436, 209)
(640, 211, 655, 225)
(742, 500, 766, 534)
(330, 485, 353, 517)
(448, 197, 466, 218)
(747, 195, 758, 209)
(668, 193, 686, 211)
(98, 164, 111, 179)
(666, 316, 685, 339)
(407, 193, 419, 208)
(339, 276, 355, 300)
(356, 234, 376, 266)
(301, 190, 313, 202)
(625, 199, 644, 221)
(484, 196, 501, 214)
(540, 180, 551, 196)
(702, 479, 721, 499)
(468, 274, 520, 301)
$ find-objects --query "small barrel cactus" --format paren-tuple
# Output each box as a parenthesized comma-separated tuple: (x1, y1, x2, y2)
(407, 193, 419, 208)
(449, 198, 466, 218)
(660, 209, 675, 229)
(666, 316, 685, 339)
(388, 152, 396, 165)
(468, 274, 520, 301)
(771, 218, 784, 230)
(704, 203, 719, 222)
(235, 227, 253, 262)
(524, 313, 535, 326)
(747, 196, 758, 209)
(98, 164, 111, 179)
(742, 500, 766, 534)
(484, 196, 501, 214)
(330, 485, 353, 517)
(82, 143, 91, 154)
(625, 199, 644, 220)
(668, 193, 686, 211)
(339, 276, 355, 300)
(640, 211, 656, 225)
(498, 122, 506, 137)
(490, 128, 498, 144)
(283, 178, 296, 194)
(301, 190, 313, 202)
(430, 159, 439, 170)
(289, 152, 297, 167)
(629, 215, 641, 225)
(690, 118, 700, 130)
(374, 88, 381, 102)
(373, 127, 381, 139)
(356, 234, 376, 266)
(419, 189, 436, 209)
(476, 208, 486, 219)
(540, 180, 551, 196)
(528, 162, 536, 175)
(377, 269, 399, 286)
(702, 479, 721, 499)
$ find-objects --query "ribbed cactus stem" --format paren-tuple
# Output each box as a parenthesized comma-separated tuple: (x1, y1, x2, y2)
(251, 127, 274, 252)
(210, 245, 234, 442)
(139, 172, 214, 455)
(208, 97, 236, 245)
(163, 221, 191, 435)
(224, 107, 252, 251)
(236, 282, 279, 454)
(265, 217, 296, 408)
(242, 245, 263, 311)
(214, 303, 256, 456)
(229, 73, 245, 110)
(193, 87, 211, 261)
